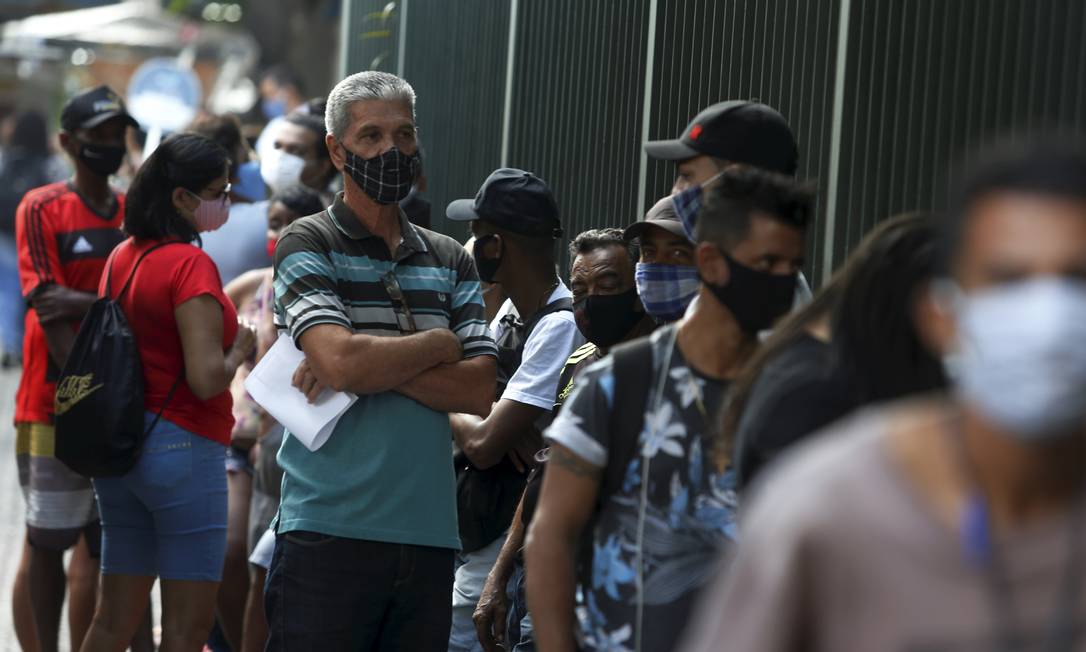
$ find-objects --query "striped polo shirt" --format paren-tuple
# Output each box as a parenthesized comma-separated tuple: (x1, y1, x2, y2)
(272, 192, 495, 549)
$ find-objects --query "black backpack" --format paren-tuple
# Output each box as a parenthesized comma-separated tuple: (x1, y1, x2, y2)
(54, 242, 182, 478)
(455, 297, 573, 553)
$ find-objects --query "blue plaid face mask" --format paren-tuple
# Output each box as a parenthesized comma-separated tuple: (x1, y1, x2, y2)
(671, 170, 727, 241)
(635, 263, 700, 322)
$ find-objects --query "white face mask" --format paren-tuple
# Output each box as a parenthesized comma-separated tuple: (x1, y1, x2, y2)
(943, 277, 1086, 439)
(260, 147, 306, 194)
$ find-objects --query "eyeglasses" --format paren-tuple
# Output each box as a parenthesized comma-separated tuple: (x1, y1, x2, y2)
(381, 269, 418, 333)
(187, 183, 232, 204)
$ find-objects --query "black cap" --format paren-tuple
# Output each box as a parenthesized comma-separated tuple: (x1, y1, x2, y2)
(60, 85, 138, 133)
(644, 100, 798, 174)
(624, 196, 686, 241)
(447, 168, 563, 238)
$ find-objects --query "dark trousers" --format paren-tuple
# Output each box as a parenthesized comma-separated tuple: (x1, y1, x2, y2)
(264, 531, 454, 651)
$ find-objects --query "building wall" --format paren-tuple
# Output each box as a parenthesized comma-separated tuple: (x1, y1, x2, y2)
(342, 0, 1086, 282)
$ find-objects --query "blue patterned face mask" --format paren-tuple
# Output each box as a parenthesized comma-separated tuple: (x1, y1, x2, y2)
(671, 170, 727, 242)
(635, 263, 701, 322)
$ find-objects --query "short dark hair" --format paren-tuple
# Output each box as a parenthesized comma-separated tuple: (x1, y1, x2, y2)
(271, 184, 325, 219)
(569, 227, 638, 266)
(285, 111, 328, 158)
(695, 167, 815, 247)
(262, 64, 304, 94)
(11, 110, 49, 156)
(186, 113, 243, 175)
(944, 140, 1086, 273)
(124, 133, 229, 243)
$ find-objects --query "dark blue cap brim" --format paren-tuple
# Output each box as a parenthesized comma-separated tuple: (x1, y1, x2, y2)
(446, 198, 479, 221)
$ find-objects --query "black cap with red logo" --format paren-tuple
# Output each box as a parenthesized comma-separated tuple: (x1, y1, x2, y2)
(644, 100, 798, 175)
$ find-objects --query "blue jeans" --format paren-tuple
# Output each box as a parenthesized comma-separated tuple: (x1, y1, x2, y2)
(507, 561, 535, 651)
(93, 414, 227, 581)
(449, 534, 506, 652)
(265, 532, 454, 651)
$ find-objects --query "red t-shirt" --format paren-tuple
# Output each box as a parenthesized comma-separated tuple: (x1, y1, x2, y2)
(101, 238, 239, 445)
(14, 181, 125, 424)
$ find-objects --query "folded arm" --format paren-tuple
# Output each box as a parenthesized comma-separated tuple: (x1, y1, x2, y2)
(297, 323, 462, 395)
(32, 285, 97, 369)
(395, 354, 496, 416)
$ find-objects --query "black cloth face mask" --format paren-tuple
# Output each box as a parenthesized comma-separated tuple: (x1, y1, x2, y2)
(77, 140, 126, 177)
(473, 234, 503, 283)
(341, 143, 419, 205)
(574, 287, 643, 349)
(705, 249, 796, 334)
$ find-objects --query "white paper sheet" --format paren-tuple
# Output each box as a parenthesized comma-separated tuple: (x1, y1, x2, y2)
(244, 334, 357, 452)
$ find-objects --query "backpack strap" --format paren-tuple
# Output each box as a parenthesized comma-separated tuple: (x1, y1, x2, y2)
(103, 240, 186, 438)
(601, 333, 657, 501)
(107, 241, 180, 300)
(522, 297, 573, 338)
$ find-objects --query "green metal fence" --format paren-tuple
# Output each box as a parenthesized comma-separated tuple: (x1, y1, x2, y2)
(340, 0, 1086, 282)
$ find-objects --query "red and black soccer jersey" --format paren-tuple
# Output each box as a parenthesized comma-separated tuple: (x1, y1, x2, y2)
(14, 181, 125, 425)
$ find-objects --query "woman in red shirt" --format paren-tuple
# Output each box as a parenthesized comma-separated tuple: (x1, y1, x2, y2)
(81, 133, 256, 652)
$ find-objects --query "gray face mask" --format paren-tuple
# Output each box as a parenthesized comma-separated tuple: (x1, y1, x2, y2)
(941, 277, 1086, 439)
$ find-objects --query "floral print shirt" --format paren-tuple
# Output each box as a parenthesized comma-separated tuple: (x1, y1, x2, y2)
(545, 325, 738, 651)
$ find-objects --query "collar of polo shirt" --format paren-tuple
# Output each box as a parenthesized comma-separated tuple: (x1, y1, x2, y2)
(326, 191, 428, 256)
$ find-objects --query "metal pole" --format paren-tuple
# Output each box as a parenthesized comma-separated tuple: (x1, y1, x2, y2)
(821, 0, 852, 283)
(636, 0, 660, 221)
(500, 0, 520, 167)
(396, 0, 409, 77)
(339, 0, 353, 78)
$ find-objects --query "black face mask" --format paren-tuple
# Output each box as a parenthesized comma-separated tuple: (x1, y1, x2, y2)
(706, 250, 796, 334)
(341, 143, 419, 205)
(77, 140, 126, 177)
(473, 234, 503, 283)
(574, 287, 644, 349)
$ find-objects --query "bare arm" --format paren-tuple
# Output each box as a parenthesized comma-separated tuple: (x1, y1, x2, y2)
(297, 323, 462, 395)
(395, 355, 496, 416)
(525, 443, 601, 652)
(40, 321, 77, 370)
(223, 268, 268, 309)
(474, 492, 528, 652)
(451, 399, 546, 470)
(31, 285, 97, 324)
(176, 295, 256, 400)
(32, 285, 97, 369)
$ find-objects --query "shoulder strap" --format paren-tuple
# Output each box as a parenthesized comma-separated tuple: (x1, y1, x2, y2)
(522, 297, 573, 339)
(107, 241, 179, 300)
(602, 333, 657, 500)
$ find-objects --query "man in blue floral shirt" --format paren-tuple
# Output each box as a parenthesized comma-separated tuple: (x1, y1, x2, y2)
(525, 168, 814, 651)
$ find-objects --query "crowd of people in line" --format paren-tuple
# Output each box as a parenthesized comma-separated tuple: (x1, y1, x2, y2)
(5, 66, 1086, 652)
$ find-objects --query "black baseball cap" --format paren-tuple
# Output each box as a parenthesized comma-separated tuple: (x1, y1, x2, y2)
(447, 168, 563, 238)
(624, 195, 686, 241)
(60, 85, 138, 133)
(644, 100, 798, 174)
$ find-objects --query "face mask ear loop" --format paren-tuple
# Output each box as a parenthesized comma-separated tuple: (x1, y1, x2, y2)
(634, 326, 678, 652)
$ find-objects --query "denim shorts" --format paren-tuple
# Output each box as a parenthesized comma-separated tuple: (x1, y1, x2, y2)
(93, 413, 228, 581)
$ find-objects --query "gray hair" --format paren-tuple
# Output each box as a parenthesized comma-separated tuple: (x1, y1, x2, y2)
(325, 71, 417, 141)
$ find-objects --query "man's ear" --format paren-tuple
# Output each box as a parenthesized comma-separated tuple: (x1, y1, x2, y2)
(326, 134, 345, 171)
(695, 242, 728, 286)
(480, 232, 503, 259)
(58, 131, 74, 155)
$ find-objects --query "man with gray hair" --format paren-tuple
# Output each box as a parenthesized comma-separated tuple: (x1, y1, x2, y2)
(265, 70, 498, 650)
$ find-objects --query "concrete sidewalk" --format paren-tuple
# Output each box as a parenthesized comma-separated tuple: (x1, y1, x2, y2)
(0, 366, 44, 651)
